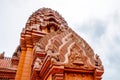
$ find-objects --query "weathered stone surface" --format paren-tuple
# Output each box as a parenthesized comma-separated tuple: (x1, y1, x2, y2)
(0, 8, 104, 80)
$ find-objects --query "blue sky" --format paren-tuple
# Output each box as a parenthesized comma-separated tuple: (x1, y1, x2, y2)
(0, 0, 120, 80)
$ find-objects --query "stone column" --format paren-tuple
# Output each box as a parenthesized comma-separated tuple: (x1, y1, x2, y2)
(21, 46, 33, 80)
(15, 47, 26, 80)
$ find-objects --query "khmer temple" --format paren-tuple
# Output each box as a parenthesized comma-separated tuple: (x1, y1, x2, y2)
(0, 8, 104, 80)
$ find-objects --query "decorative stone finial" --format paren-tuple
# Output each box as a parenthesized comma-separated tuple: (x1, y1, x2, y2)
(0, 52, 5, 59)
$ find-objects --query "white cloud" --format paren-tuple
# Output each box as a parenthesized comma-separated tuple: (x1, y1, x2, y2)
(77, 11, 120, 80)
(69, 9, 120, 80)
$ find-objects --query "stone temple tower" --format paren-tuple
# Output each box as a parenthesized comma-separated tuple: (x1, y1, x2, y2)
(0, 8, 104, 80)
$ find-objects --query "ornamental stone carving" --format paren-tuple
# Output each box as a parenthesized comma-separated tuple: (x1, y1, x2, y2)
(0, 8, 104, 80)
(27, 8, 104, 80)
(33, 58, 42, 69)
(25, 8, 68, 33)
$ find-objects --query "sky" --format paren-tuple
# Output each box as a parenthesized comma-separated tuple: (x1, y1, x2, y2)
(0, 0, 120, 80)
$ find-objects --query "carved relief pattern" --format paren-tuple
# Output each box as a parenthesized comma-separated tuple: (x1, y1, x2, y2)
(65, 44, 88, 69)
(25, 8, 68, 33)
(33, 28, 103, 70)
(33, 57, 43, 70)
(30, 8, 104, 71)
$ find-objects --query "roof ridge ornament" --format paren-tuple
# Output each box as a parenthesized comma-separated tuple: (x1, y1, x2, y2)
(25, 8, 68, 33)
